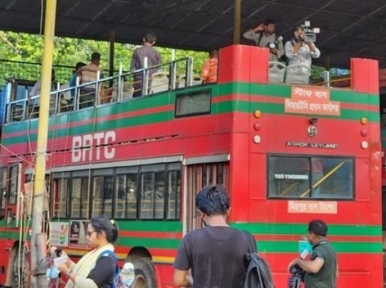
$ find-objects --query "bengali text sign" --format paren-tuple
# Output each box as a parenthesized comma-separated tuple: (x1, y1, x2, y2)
(288, 200, 338, 214)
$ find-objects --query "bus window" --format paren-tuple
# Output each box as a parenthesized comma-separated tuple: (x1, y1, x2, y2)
(103, 177, 113, 218)
(114, 174, 137, 219)
(140, 172, 155, 219)
(92, 176, 103, 217)
(268, 155, 354, 199)
(140, 172, 166, 219)
(167, 170, 181, 219)
(54, 178, 69, 218)
(0, 168, 7, 210)
(9, 165, 18, 204)
(71, 177, 89, 218)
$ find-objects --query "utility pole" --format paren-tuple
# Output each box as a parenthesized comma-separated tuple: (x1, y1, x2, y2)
(30, 0, 57, 287)
(233, 0, 242, 44)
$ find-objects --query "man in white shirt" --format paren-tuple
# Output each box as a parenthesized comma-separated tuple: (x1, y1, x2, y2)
(29, 69, 56, 115)
(243, 19, 284, 62)
(29, 69, 56, 99)
(285, 26, 321, 71)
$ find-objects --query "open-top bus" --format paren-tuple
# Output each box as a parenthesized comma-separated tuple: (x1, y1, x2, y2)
(0, 45, 382, 287)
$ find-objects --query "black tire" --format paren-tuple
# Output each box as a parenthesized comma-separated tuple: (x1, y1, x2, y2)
(131, 258, 157, 288)
(11, 247, 29, 288)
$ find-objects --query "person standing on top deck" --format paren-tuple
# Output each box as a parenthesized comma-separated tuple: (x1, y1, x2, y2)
(285, 26, 321, 72)
(130, 32, 162, 98)
(201, 48, 219, 84)
(243, 19, 284, 62)
(29, 69, 56, 115)
(78, 52, 104, 109)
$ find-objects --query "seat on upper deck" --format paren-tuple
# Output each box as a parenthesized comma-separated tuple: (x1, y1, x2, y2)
(149, 71, 169, 94)
(177, 74, 202, 88)
(268, 61, 286, 83)
(111, 81, 134, 102)
(285, 63, 310, 85)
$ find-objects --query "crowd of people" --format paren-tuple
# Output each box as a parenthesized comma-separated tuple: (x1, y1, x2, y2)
(244, 18, 321, 71)
(27, 20, 319, 113)
(48, 185, 337, 288)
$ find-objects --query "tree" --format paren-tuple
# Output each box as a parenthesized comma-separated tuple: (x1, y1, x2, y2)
(0, 32, 208, 86)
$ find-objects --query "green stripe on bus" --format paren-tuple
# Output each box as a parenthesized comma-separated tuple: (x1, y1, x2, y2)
(258, 241, 382, 253)
(117, 221, 182, 231)
(212, 102, 380, 122)
(231, 223, 382, 236)
(116, 239, 381, 253)
(217, 83, 379, 106)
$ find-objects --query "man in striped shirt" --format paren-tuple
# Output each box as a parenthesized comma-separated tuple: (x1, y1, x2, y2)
(78, 52, 104, 108)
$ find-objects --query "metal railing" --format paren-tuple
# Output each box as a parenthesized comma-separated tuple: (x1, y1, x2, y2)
(5, 57, 205, 123)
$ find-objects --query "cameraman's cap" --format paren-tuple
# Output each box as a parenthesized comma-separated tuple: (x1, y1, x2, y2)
(264, 19, 276, 25)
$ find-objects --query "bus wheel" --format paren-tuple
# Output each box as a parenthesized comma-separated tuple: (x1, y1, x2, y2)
(131, 258, 157, 288)
(11, 248, 29, 288)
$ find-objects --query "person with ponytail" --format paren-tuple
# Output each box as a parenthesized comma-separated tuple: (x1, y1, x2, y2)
(51, 216, 119, 288)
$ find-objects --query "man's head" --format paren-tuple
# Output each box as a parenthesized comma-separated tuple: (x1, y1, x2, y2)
(91, 52, 101, 66)
(294, 26, 305, 39)
(196, 185, 230, 217)
(264, 19, 276, 35)
(307, 219, 328, 245)
(209, 48, 219, 59)
(74, 62, 86, 73)
(143, 32, 157, 45)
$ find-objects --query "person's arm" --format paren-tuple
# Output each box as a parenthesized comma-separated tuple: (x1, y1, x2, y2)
(276, 40, 284, 59)
(336, 263, 339, 278)
(288, 257, 324, 274)
(307, 42, 321, 58)
(29, 80, 41, 97)
(58, 253, 115, 288)
(201, 60, 210, 83)
(157, 51, 162, 65)
(130, 50, 138, 71)
(173, 236, 193, 287)
(173, 270, 193, 287)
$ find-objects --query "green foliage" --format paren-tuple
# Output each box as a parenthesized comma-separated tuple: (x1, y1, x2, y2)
(0, 31, 208, 86)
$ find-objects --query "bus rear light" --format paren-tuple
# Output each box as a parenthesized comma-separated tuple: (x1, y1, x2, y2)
(253, 110, 262, 118)
(254, 123, 261, 131)
(361, 129, 368, 137)
(253, 135, 261, 143)
(361, 141, 368, 149)
(360, 117, 368, 125)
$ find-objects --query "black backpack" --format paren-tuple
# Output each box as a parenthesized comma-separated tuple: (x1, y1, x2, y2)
(243, 232, 275, 288)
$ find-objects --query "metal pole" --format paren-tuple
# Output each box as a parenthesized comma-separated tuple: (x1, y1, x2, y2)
(233, 0, 242, 44)
(109, 29, 115, 88)
(30, 0, 57, 287)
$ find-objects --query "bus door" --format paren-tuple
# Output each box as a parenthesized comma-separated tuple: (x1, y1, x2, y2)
(184, 156, 230, 233)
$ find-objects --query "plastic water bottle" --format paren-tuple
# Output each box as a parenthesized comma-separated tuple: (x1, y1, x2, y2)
(120, 262, 135, 288)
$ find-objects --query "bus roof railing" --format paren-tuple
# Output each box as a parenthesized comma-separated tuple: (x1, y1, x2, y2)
(5, 56, 208, 123)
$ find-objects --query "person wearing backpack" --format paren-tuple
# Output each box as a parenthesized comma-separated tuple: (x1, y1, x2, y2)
(52, 216, 119, 288)
(173, 185, 258, 288)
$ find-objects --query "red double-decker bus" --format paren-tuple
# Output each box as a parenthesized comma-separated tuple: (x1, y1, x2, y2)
(0, 45, 382, 287)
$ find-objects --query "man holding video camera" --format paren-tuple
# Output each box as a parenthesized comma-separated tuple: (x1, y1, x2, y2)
(285, 25, 321, 70)
(288, 220, 338, 288)
(243, 19, 284, 62)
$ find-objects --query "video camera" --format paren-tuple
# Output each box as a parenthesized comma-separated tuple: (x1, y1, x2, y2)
(300, 20, 320, 42)
(288, 264, 305, 288)
(288, 249, 309, 288)
(267, 36, 283, 49)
